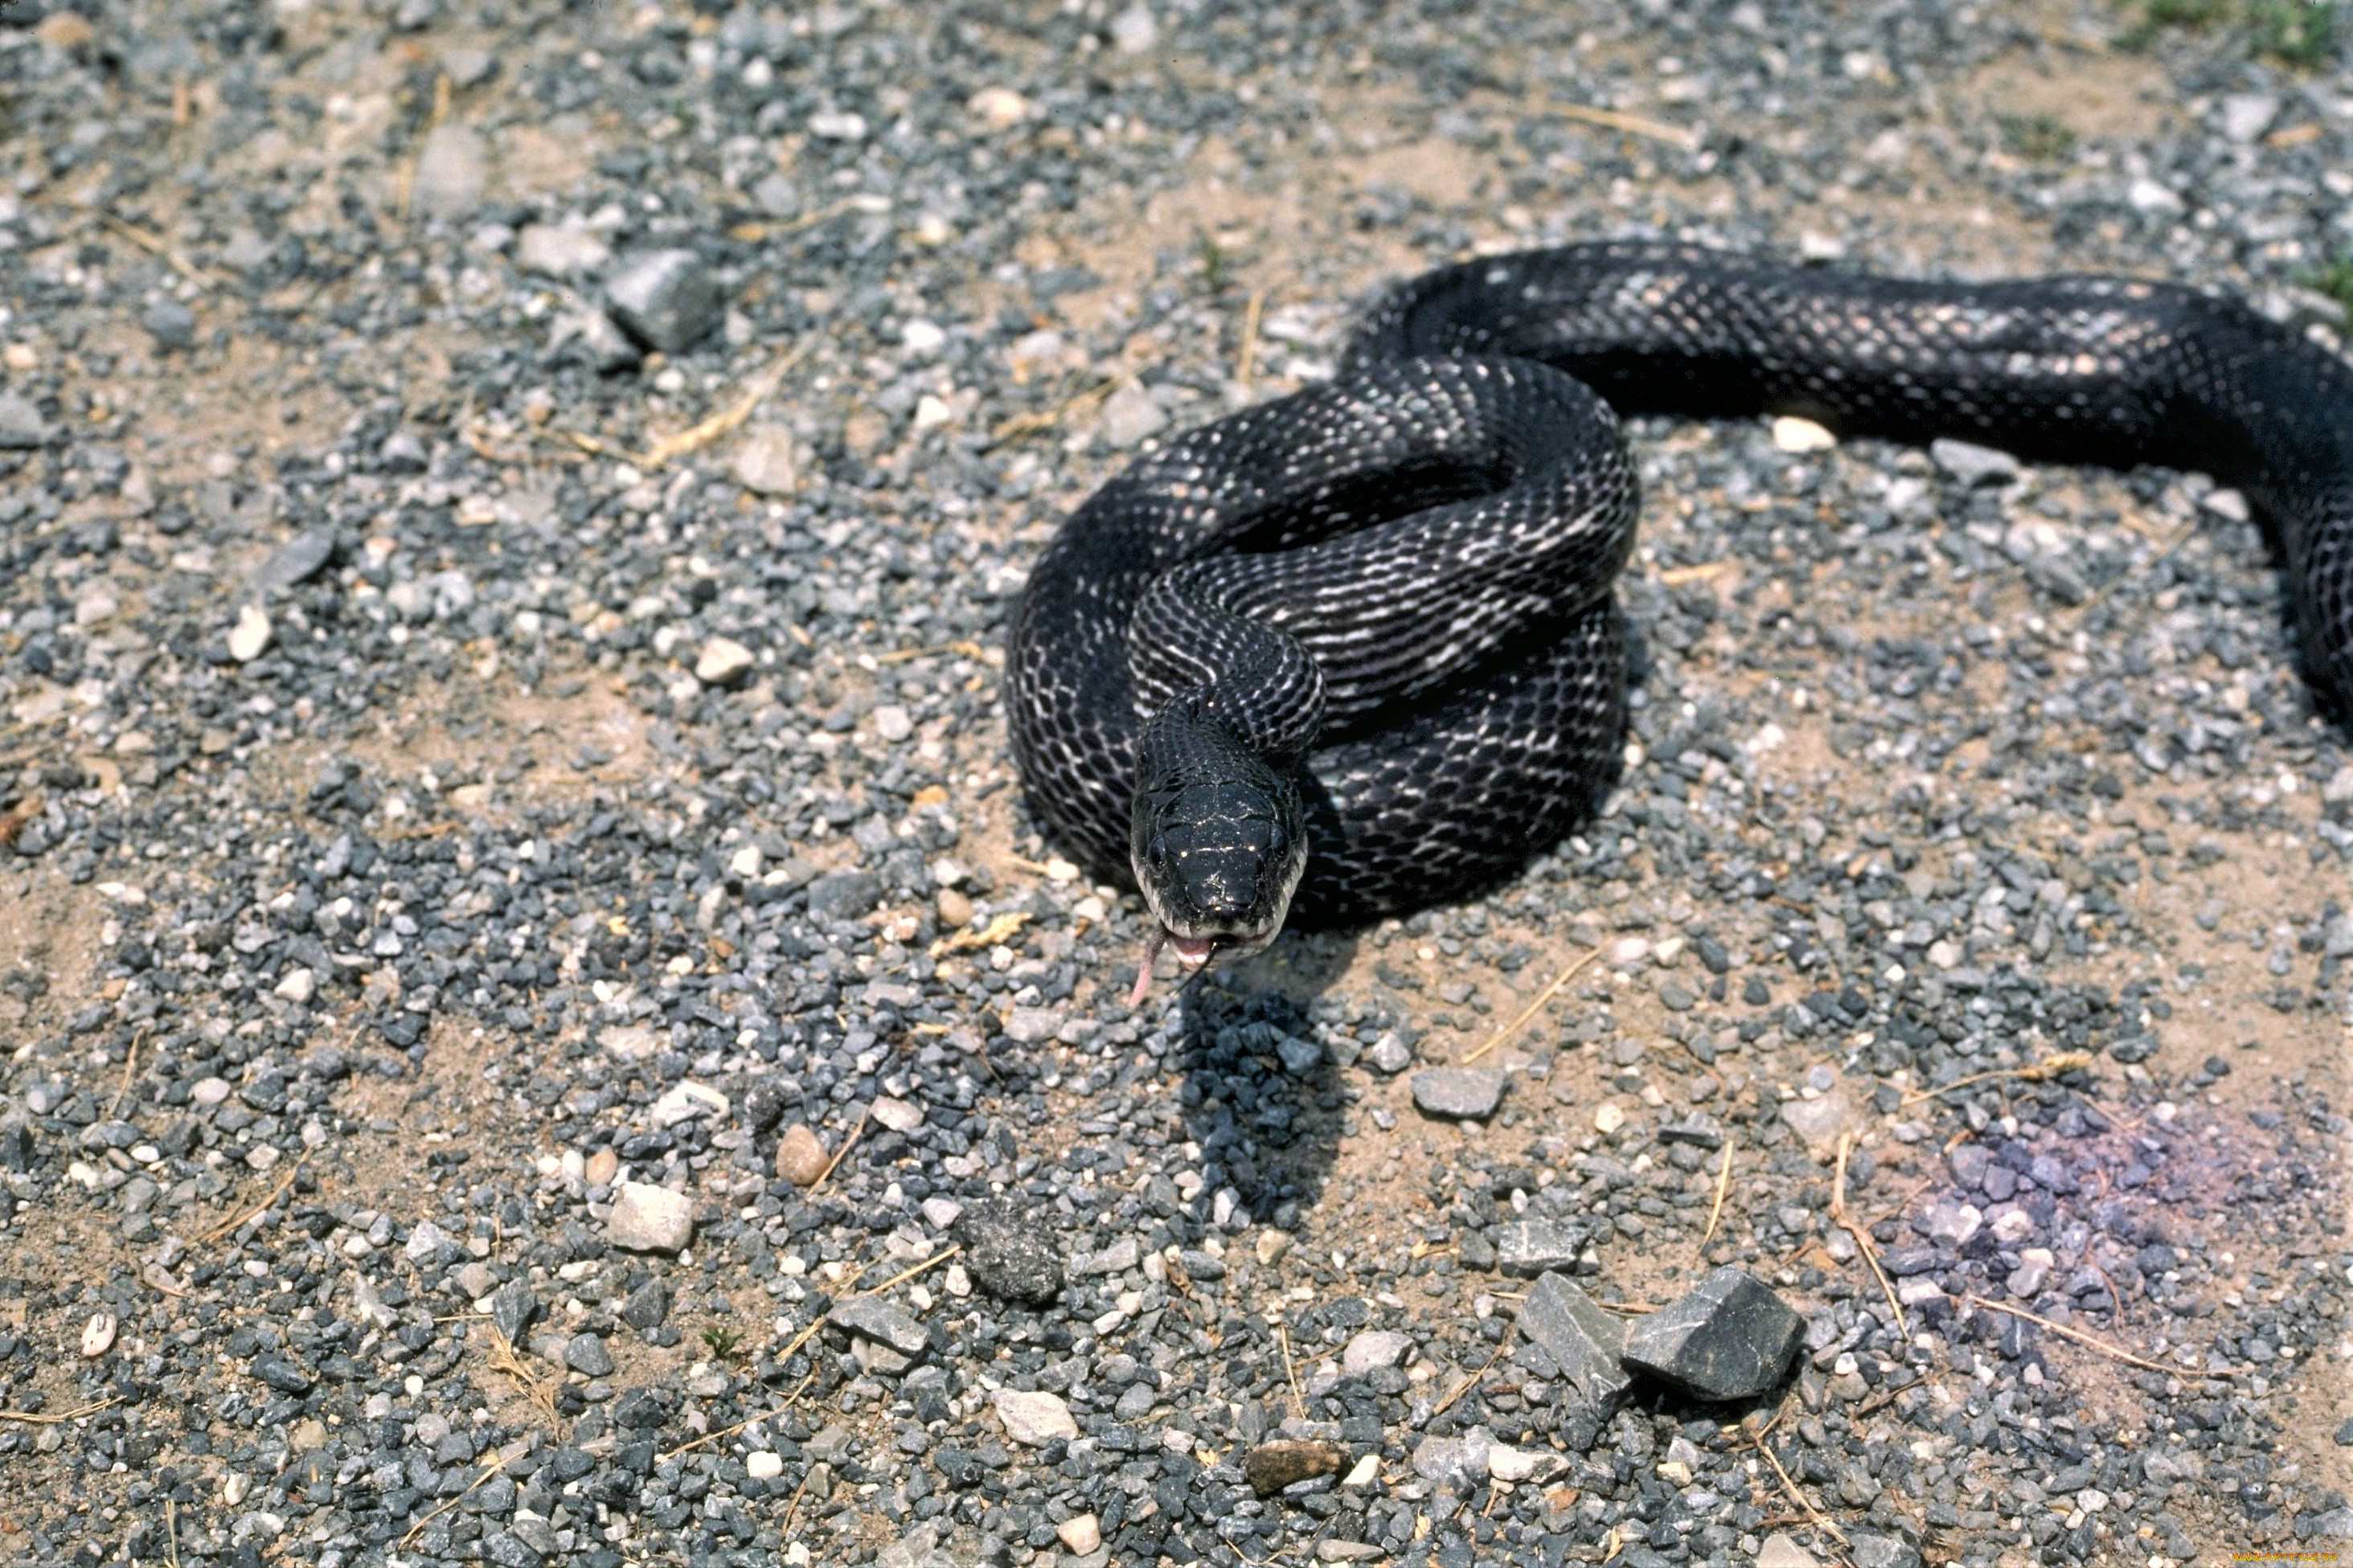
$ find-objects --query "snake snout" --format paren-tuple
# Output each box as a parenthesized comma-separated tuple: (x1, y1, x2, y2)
(1131, 776, 1306, 955)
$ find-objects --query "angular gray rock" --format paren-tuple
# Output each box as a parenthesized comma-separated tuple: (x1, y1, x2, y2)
(0, 392, 50, 449)
(1495, 1219, 1588, 1278)
(1410, 1066, 1506, 1120)
(488, 1280, 539, 1343)
(141, 299, 198, 352)
(1513, 1272, 1632, 1450)
(827, 1296, 929, 1357)
(1621, 1266, 1805, 1400)
(1929, 436, 2020, 486)
(805, 870, 882, 919)
(248, 528, 338, 596)
(564, 1333, 615, 1377)
(605, 248, 722, 354)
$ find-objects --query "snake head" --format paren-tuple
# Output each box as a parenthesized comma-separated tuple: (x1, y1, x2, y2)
(1128, 760, 1306, 999)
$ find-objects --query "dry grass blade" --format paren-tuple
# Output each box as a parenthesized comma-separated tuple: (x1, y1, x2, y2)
(878, 639, 987, 665)
(1551, 100, 1700, 150)
(1431, 1326, 1514, 1419)
(1751, 1426, 1848, 1546)
(1700, 1140, 1735, 1247)
(194, 1164, 304, 1247)
(1899, 1051, 2095, 1107)
(862, 1244, 960, 1298)
(929, 910, 1031, 958)
(1463, 948, 1600, 1063)
(1277, 1316, 1306, 1419)
(0, 1395, 122, 1426)
(637, 342, 813, 469)
(401, 1450, 510, 1547)
(1831, 1131, 1908, 1341)
(1236, 289, 1265, 386)
(985, 374, 1121, 449)
(1960, 1294, 2215, 1378)
(99, 215, 228, 291)
(112, 1028, 146, 1118)
(809, 1105, 868, 1195)
(482, 1324, 563, 1430)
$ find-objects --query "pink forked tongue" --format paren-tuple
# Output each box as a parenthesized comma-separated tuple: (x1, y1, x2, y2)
(1129, 927, 1166, 1009)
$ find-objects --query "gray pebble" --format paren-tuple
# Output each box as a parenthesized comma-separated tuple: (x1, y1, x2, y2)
(1410, 1066, 1507, 1120)
(605, 248, 722, 354)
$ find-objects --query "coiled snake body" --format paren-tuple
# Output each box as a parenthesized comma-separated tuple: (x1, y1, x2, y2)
(1007, 244, 2353, 991)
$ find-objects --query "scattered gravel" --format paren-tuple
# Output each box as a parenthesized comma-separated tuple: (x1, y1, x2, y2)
(1, 2, 2350, 1566)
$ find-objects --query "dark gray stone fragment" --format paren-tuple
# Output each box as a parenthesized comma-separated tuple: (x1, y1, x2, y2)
(1848, 1533, 1922, 1568)
(604, 248, 721, 353)
(0, 392, 50, 448)
(828, 1296, 928, 1357)
(1410, 1066, 1506, 1120)
(564, 1333, 614, 1377)
(1621, 1266, 1804, 1401)
(253, 1357, 314, 1394)
(1495, 1220, 1586, 1278)
(1658, 1113, 1724, 1148)
(621, 1278, 669, 1329)
(249, 528, 338, 596)
(488, 1281, 539, 1343)
(805, 870, 882, 919)
(142, 299, 198, 351)
(952, 1197, 1064, 1305)
(1514, 1271, 1631, 1450)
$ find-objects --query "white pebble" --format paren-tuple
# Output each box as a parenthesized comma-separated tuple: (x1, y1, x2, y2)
(80, 1311, 117, 1358)
(1771, 416, 1836, 452)
(228, 603, 273, 662)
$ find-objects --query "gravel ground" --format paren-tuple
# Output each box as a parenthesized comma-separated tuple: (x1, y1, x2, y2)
(2, 2, 2352, 1566)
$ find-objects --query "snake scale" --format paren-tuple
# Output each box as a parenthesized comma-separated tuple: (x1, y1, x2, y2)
(1006, 243, 2353, 993)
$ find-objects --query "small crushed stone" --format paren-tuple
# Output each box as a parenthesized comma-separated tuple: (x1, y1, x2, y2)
(0, 2, 2349, 1567)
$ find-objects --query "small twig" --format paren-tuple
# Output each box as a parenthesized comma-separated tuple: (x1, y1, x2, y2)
(1550, 100, 1701, 151)
(1752, 1427, 1848, 1546)
(984, 372, 1122, 450)
(1960, 1294, 2215, 1378)
(1700, 1140, 1735, 1248)
(111, 1028, 147, 1118)
(1832, 1131, 1908, 1341)
(637, 342, 814, 469)
(1463, 948, 1601, 1064)
(809, 1106, 869, 1194)
(1431, 1325, 1515, 1419)
(401, 1451, 506, 1547)
(781, 1468, 814, 1539)
(0, 1395, 121, 1426)
(877, 639, 987, 665)
(928, 910, 1031, 959)
(1277, 1316, 1306, 1419)
(861, 1244, 959, 1299)
(1899, 1051, 2094, 1107)
(1235, 289, 1265, 387)
(98, 215, 228, 291)
(166, 1497, 180, 1568)
(194, 1163, 304, 1247)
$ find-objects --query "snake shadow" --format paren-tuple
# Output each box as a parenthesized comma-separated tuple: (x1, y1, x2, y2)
(1167, 923, 1362, 1232)
(1155, 610, 1652, 1233)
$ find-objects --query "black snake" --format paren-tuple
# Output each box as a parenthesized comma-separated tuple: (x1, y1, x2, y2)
(1006, 244, 2353, 996)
